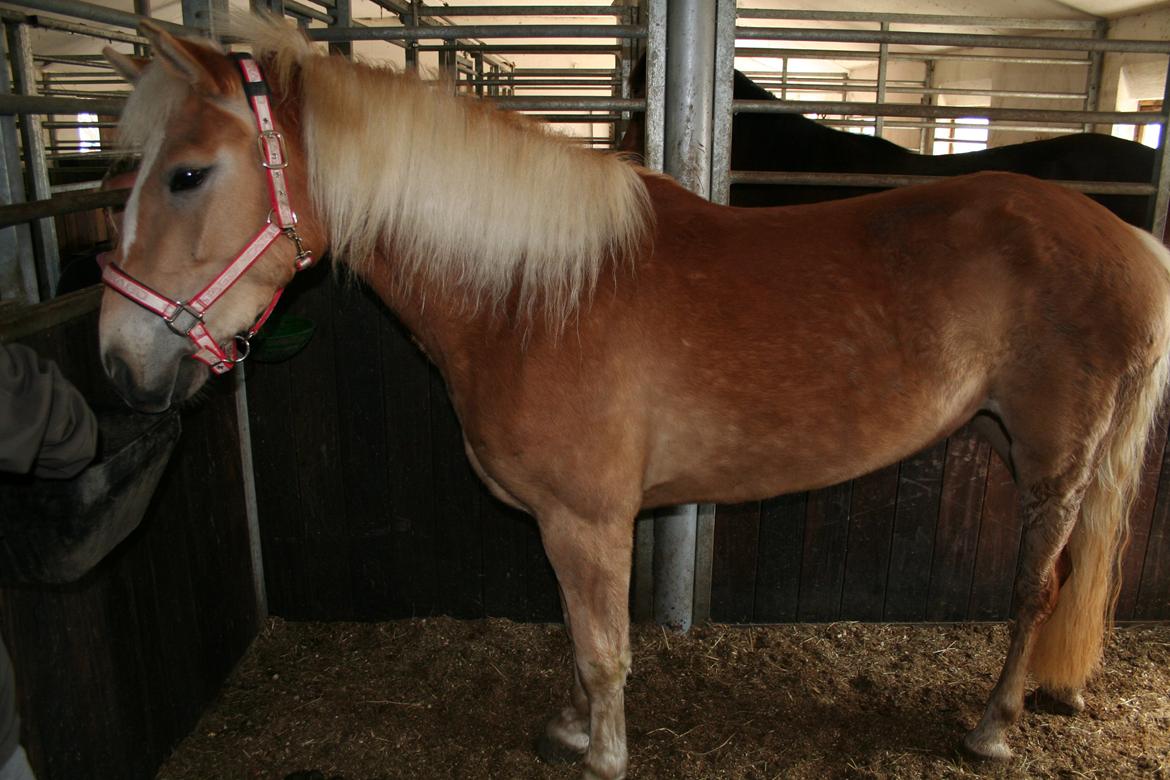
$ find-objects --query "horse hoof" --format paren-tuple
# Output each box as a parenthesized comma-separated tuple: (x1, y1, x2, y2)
(962, 730, 1013, 762)
(1029, 687, 1085, 716)
(537, 733, 586, 765)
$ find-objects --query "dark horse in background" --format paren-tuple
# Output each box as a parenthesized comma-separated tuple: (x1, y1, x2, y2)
(619, 62, 1157, 227)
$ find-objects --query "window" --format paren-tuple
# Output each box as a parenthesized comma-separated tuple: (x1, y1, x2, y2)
(932, 117, 989, 155)
(77, 112, 100, 153)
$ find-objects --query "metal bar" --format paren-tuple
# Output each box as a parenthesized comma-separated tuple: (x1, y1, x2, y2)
(730, 170, 1157, 197)
(235, 368, 269, 624)
(710, 0, 734, 206)
(8, 23, 59, 300)
(470, 78, 615, 87)
(643, 0, 665, 173)
(735, 26, 1170, 55)
(182, 0, 227, 35)
(736, 46, 1092, 67)
(875, 21, 888, 135)
(1083, 20, 1107, 132)
(416, 4, 628, 16)
(307, 24, 645, 42)
(1148, 59, 1170, 240)
(734, 8, 1102, 31)
(0, 94, 124, 114)
(283, 0, 332, 23)
(0, 20, 37, 302)
(493, 96, 640, 111)
(734, 99, 1168, 125)
(416, 43, 622, 53)
(23, 14, 146, 45)
(33, 55, 122, 67)
(0, 187, 129, 229)
(655, 0, 718, 635)
(745, 81, 1090, 101)
(0, 0, 187, 34)
(328, 0, 351, 57)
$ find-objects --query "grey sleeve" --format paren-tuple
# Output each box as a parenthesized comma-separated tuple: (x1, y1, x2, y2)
(0, 343, 98, 479)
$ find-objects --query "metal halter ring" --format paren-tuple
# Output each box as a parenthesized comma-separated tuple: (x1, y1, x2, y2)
(231, 334, 253, 364)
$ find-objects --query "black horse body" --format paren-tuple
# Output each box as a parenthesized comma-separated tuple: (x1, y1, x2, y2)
(626, 67, 1156, 226)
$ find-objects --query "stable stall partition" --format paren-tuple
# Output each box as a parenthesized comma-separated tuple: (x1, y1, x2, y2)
(1, 3, 1170, 779)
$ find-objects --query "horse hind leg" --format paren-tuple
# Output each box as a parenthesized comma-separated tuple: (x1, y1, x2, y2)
(963, 465, 1094, 761)
(965, 350, 1166, 760)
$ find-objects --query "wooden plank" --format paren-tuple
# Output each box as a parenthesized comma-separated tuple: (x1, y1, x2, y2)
(429, 369, 484, 618)
(839, 464, 899, 621)
(753, 492, 806, 622)
(381, 313, 437, 617)
(797, 481, 851, 622)
(927, 427, 990, 621)
(1136, 419, 1170, 619)
(710, 501, 761, 623)
(331, 281, 395, 618)
(967, 452, 1021, 620)
(1117, 413, 1168, 619)
(481, 498, 534, 619)
(283, 269, 351, 614)
(884, 441, 946, 621)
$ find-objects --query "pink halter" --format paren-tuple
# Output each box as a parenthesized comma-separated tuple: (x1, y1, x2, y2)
(101, 53, 315, 375)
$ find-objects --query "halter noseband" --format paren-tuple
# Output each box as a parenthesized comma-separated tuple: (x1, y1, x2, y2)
(101, 53, 315, 376)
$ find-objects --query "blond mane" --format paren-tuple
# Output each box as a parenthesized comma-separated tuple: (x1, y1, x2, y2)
(246, 17, 653, 322)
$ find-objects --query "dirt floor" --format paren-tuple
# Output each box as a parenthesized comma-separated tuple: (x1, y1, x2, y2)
(156, 618, 1170, 779)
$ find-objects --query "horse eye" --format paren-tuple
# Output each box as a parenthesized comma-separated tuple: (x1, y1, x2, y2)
(168, 167, 210, 193)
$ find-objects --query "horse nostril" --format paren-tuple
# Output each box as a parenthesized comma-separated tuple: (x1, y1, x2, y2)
(104, 351, 131, 388)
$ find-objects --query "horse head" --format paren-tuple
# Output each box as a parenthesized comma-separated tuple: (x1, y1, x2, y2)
(99, 21, 318, 412)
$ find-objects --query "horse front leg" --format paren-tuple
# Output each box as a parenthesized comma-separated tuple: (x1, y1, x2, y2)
(537, 507, 635, 780)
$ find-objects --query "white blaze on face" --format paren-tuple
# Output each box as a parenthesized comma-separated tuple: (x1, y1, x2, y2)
(119, 131, 165, 258)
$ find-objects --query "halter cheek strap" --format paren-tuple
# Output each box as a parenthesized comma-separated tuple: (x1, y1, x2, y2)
(100, 53, 315, 376)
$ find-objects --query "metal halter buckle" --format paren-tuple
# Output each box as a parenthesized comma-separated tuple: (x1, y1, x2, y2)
(257, 130, 288, 170)
(164, 301, 204, 337)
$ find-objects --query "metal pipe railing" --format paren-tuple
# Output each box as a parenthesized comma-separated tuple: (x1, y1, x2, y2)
(0, 0, 188, 34)
(0, 94, 125, 114)
(0, 187, 128, 229)
(729, 171, 1157, 197)
(736, 26, 1170, 55)
(733, 99, 1166, 126)
(735, 8, 1102, 31)
(307, 24, 644, 43)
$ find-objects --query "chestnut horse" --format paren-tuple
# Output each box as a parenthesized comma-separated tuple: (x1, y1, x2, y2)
(100, 20, 1170, 780)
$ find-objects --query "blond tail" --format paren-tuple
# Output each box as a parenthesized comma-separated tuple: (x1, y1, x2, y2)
(1030, 230, 1170, 693)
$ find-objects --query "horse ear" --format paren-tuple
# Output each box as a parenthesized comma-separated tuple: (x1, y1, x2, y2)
(103, 47, 148, 83)
(137, 19, 229, 94)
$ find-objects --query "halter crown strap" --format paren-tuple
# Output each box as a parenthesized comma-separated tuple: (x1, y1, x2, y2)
(101, 53, 315, 375)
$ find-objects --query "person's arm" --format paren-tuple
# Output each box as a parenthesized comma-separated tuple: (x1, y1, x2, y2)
(0, 343, 98, 478)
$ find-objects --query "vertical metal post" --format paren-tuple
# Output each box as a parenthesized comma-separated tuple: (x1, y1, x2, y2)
(652, 0, 720, 633)
(1083, 20, 1107, 132)
(183, 0, 228, 36)
(8, 22, 59, 300)
(642, 0, 665, 172)
(0, 22, 37, 303)
(875, 21, 889, 137)
(1146, 58, 1170, 240)
(662, 0, 715, 196)
(404, 1, 420, 71)
(235, 368, 269, 623)
(329, 0, 352, 58)
(133, 0, 152, 56)
(920, 60, 936, 154)
(710, 0, 735, 207)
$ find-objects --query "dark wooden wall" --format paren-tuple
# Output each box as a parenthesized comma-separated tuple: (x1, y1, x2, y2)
(246, 265, 562, 622)
(0, 291, 260, 780)
(250, 271, 1170, 625)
